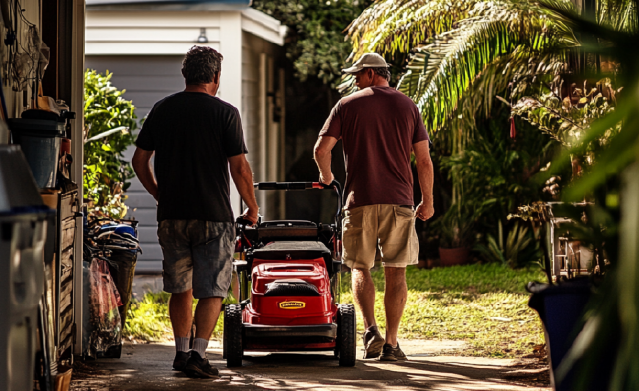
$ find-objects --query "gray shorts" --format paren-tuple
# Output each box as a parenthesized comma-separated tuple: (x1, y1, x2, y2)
(158, 220, 235, 299)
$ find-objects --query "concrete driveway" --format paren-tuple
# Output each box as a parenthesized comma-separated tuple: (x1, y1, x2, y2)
(70, 341, 550, 390)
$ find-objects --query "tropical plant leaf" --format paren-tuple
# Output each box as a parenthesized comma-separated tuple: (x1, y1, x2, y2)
(396, 1, 577, 134)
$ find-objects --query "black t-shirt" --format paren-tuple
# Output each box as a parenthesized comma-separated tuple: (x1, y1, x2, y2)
(135, 92, 248, 222)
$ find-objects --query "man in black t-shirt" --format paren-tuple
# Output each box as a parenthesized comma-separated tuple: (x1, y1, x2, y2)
(132, 46, 259, 378)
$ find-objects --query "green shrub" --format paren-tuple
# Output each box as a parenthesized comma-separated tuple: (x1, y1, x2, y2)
(83, 70, 137, 219)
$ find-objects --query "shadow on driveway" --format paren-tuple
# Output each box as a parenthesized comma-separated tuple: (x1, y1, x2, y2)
(71, 342, 549, 391)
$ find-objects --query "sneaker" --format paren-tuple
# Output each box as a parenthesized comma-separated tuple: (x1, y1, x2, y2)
(183, 351, 220, 378)
(173, 351, 190, 371)
(378, 343, 408, 361)
(363, 326, 385, 359)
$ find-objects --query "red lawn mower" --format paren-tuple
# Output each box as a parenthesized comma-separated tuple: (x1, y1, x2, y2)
(223, 181, 356, 367)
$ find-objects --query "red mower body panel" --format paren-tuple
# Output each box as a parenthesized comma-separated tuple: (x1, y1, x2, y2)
(244, 259, 337, 326)
(224, 182, 357, 367)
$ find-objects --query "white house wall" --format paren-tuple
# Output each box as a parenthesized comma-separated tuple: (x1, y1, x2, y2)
(241, 31, 284, 219)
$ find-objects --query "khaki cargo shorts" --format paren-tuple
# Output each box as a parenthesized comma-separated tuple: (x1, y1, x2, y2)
(342, 204, 419, 269)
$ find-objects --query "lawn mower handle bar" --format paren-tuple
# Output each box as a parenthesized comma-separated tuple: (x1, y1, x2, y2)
(253, 181, 343, 223)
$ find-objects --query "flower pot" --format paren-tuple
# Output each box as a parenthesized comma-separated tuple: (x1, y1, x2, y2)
(527, 278, 613, 391)
(54, 365, 72, 391)
(417, 259, 428, 269)
(438, 247, 470, 267)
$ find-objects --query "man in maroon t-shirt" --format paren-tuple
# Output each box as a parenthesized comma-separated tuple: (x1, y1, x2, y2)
(314, 53, 434, 361)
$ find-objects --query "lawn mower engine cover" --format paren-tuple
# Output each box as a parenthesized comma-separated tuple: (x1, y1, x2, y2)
(245, 259, 336, 325)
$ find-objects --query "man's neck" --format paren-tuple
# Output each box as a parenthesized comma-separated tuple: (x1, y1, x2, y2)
(371, 80, 390, 88)
(184, 84, 215, 96)
(184, 84, 209, 94)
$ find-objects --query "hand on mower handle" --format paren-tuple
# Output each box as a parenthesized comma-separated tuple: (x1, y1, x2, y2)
(319, 172, 334, 186)
(240, 207, 259, 226)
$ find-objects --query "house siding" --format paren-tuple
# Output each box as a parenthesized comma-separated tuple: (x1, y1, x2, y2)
(86, 55, 185, 272)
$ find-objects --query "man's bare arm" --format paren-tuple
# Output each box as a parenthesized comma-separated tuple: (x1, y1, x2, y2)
(313, 136, 338, 185)
(413, 140, 435, 221)
(132, 148, 159, 201)
(228, 154, 259, 225)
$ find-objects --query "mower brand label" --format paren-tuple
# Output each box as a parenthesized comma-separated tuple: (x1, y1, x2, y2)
(279, 301, 306, 309)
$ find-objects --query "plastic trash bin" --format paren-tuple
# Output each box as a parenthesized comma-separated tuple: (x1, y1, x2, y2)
(8, 119, 65, 188)
(0, 145, 53, 391)
(528, 278, 614, 391)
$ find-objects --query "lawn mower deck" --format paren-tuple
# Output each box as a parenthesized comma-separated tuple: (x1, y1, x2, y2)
(223, 181, 356, 367)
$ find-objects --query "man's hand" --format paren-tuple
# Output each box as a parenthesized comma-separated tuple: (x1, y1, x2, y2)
(241, 207, 259, 226)
(413, 140, 434, 222)
(319, 172, 334, 186)
(415, 201, 434, 221)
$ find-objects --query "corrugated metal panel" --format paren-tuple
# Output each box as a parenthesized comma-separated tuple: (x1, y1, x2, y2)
(86, 55, 184, 274)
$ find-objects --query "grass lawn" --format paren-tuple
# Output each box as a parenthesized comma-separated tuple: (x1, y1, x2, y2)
(340, 263, 547, 358)
(125, 263, 546, 359)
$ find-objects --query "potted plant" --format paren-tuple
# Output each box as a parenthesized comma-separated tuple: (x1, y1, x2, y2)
(437, 204, 475, 266)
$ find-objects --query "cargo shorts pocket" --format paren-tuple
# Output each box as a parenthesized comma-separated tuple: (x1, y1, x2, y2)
(342, 207, 364, 266)
(380, 206, 415, 264)
(204, 221, 223, 244)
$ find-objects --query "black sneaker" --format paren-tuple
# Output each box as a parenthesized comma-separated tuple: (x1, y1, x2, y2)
(183, 351, 220, 378)
(173, 351, 190, 371)
(378, 343, 408, 361)
(363, 326, 385, 359)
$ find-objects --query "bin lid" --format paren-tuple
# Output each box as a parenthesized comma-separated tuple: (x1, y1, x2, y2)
(0, 145, 46, 214)
(8, 118, 65, 137)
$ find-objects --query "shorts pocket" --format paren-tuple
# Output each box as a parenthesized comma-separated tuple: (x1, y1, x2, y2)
(204, 222, 223, 244)
(342, 208, 365, 266)
(343, 207, 365, 229)
(408, 225, 419, 265)
(157, 220, 174, 248)
(342, 225, 361, 260)
(394, 206, 415, 219)
(380, 206, 415, 264)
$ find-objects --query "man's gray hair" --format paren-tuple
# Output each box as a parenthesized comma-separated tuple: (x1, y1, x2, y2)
(372, 67, 391, 82)
(182, 45, 224, 85)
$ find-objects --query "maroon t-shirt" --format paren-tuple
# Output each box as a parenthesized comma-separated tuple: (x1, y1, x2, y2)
(320, 86, 429, 209)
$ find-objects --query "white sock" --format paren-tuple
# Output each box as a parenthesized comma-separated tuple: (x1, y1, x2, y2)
(193, 338, 209, 358)
(175, 337, 190, 353)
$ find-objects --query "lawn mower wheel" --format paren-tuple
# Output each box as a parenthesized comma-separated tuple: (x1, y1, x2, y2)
(224, 304, 243, 367)
(337, 304, 356, 367)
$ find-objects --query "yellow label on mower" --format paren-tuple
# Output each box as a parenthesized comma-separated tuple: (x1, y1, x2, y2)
(279, 301, 306, 309)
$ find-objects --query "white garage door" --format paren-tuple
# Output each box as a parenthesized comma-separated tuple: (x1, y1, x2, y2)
(86, 55, 185, 273)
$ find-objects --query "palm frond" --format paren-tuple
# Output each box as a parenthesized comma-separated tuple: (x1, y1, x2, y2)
(397, 2, 576, 134)
(596, 0, 639, 33)
(346, 0, 480, 59)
